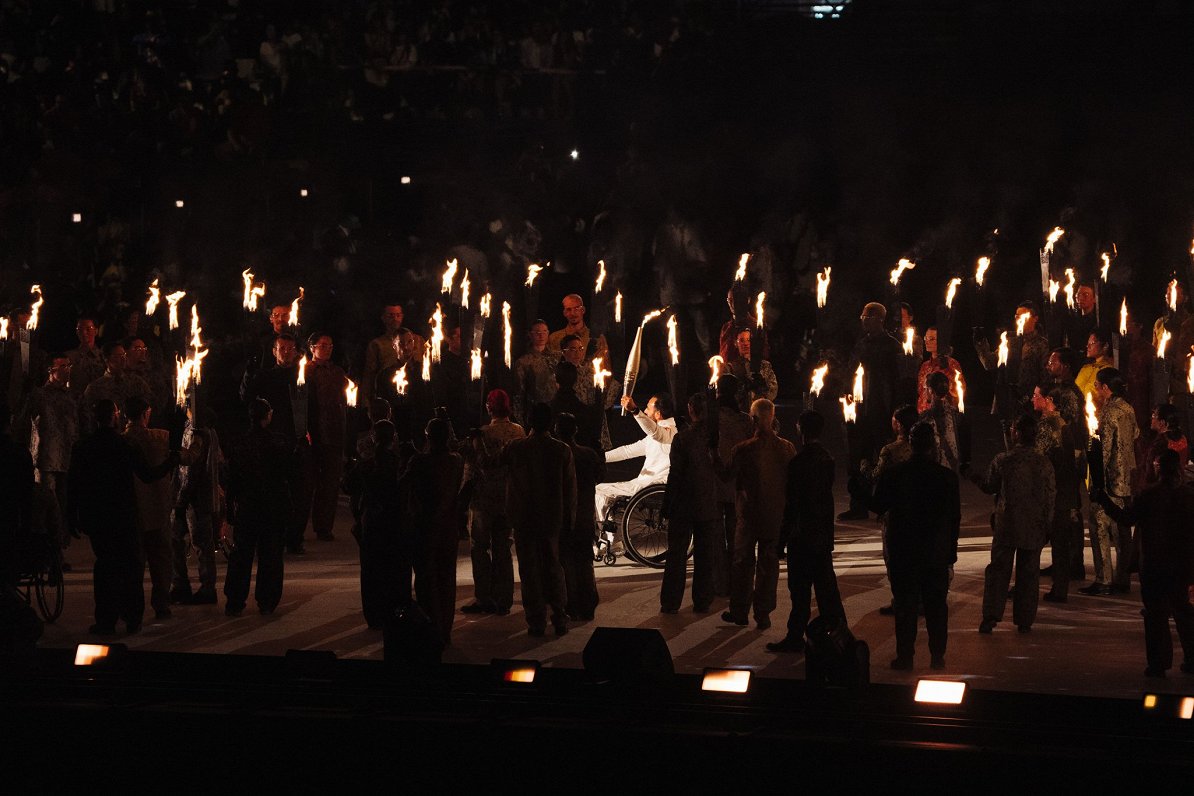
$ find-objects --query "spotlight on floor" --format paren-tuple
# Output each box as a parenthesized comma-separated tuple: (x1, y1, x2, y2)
(74, 643, 126, 666)
(492, 659, 540, 684)
(701, 668, 752, 694)
(914, 679, 967, 705)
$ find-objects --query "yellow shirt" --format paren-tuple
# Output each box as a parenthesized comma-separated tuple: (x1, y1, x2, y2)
(1074, 356, 1114, 399)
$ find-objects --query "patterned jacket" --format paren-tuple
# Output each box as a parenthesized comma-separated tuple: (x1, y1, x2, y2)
(1098, 395, 1139, 497)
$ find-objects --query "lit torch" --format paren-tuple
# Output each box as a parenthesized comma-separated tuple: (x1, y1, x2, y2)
(1085, 391, 1099, 439)
(27, 284, 44, 331)
(810, 363, 829, 397)
(734, 253, 749, 282)
(1157, 329, 1172, 360)
(1015, 311, 1028, 337)
(902, 326, 916, 356)
(441, 259, 458, 295)
(1168, 279, 1179, 313)
(755, 292, 766, 328)
(241, 270, 265, 311)
(296, 355, 308, 387)
(593, 357, 612, 390)
(0, 318, 7, 340)
(840, 395, 857, 423)
(667, 314, 680, 366)
(852, 364, 865, 402)
(642, 309, 664, 327)
(997, 331, 1009, 368)
(615, 292, 623, 323)
(421, 342, 431, 382)
(429, 303, 444, 363)
(146, 279, 161, 317)
(816, 267, 831, 308)
(502, 301, 512, 368)
(345, 378, 358, 407)
(525, 263, 543, 287)
(954, 371, 966, 413)
(166, 291, 186, 330)
(470, 348, 483, 381)
(1100, 253, 1112, 282)
(460, 270, 470, 310)
(595, 260, 607, 294)
(1048, 280, 1061, 304)
(975, 256, 990, 287)
(1187, 356, 1194, 394)
(1044, 227, 1065, 254)
(1063, 268, 1077, 310)
(708, 355, 724, 386)
(1120, 299, 1128, 336)
(945, 277, 962, 309)
(480, 293, 492, 318)
(890, 258, 915, 287)
(392, 364, 408, 395)
(288, 287, 304, 327)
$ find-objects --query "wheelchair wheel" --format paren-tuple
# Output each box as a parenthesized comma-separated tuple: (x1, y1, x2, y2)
(33, 536, 65, 623)
(620, 485, 670, 569)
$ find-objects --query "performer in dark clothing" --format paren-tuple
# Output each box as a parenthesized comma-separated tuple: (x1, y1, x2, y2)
(661, 392, 719, 614)
(768, 410, 845, 652)
(841, 302, 903, 519)
(0, 406, 33, 590)
(223, 399, 295, 616)
(1099, 450, 1194, 677)
(354, 420, 404, 628)
(870, 423, 961, 670)
(556, 412, 602, 621)
(67, 399, 178, 634)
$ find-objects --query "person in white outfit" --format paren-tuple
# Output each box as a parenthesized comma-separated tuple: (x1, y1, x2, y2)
(595, 394, 677, 525)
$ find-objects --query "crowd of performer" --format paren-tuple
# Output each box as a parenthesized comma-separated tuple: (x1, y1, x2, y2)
(1, 267, 1193, 679)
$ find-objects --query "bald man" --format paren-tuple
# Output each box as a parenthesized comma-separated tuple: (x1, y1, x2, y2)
(547, 294, 609, 364)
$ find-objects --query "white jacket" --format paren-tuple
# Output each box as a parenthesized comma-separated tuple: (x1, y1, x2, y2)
(606, 414, 676, 481)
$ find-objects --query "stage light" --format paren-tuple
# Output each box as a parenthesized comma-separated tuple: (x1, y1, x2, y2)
(175, 199, 185, 208)
(914, 679, 967, 705)
(1143, 694, 1158, 710)
(74, 644, 111, 666)
(701, 668, 751, 694)
(492, 659, 541, 684)
(400, 176, 412, 185)
(1181, 697, 1194, 720)
(300, 188, 309, 197)
(1142, 693, 1194, 719)
(72, 213, 82, 223)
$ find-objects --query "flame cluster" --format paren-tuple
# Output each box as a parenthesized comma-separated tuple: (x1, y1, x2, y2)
(667, 315, 680, 366)
(708, 355, 724, 386)
(1044, 227, 1065, 255)
(392, 364, 408, 395)
(734, 253, 749, 282)
(593, 357, 612, 390)
(288, 287, 304, 327)
(471, 348, 483, 381)
(890, 258, 916, 287)
(502, 301, 513, 368)
(241, 270, 265, 311)
(809, 363, 829, 397)
(997, 331, 1010, 367)
(27, 285, 44, 331)
(975, 257, 991, 287)
(945, 278, 962, 310)
(345, 378, 358, 407)
(1085, 391, 1099, 439)
(146, 279, 161, 316)
(902, 327, 916, 356)
(595, 260, 607, 294)
(816, 267, 831, 308)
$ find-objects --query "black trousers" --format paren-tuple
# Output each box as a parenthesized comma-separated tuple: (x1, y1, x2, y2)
(1140, 575, 1194, 672)
(513, 528, 567, 632)
(845, 418, 885, 512)
(661, 517, 716, 612)
(224, 520, 285, 612)
(560, 524, 599, 619)
(785, 544, 845, 639)
(359, 530, 406, 628)
(91, 545, 143, 629)
(712, 502, 735, 597)
(889, 563, 949, 661)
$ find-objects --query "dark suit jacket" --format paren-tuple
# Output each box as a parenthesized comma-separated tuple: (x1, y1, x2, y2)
(781, 441, 836, 551)
(503, 432, 576, 535)
(870, 454, 961, 569)
(664, 421, 720, 524)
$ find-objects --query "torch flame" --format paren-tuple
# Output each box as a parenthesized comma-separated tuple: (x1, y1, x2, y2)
(997, 331, 1009, 367)
(615, 292, 623, 323)
(461, 270, 470, 310)
(1168, 279, 1179, 313)
(502, 301, 512, 368)
(816, 267, 831, 308)
(595, 260, 607, 294)
(441, 259, 459, 294)
(241, 270, 265, 311)
(174, 354, 205, 408)
(27, 284, 44, 331)
(1044, 227, 1065, 254)
(954, 371, 966, 413)
(903, 326, 916, 356)
(593, 357, 612, 390)
(975, 257, 990, 287)
(392, 365, 408, 395)
(166, 291, 186, 330)
(1120, 299, 1128, 336)
(296, 355, 308, 387)
(945, 277, 962, 309)
(525, 263, 543, 287)
(1157, 329, 1172, 360)
(189, 305, 202, 351)
(1063, 268, 1077, 310)
(146, 279, 161, 316)
(810, 363, 829, 397)
(470, 348, 483, 381)
(734, 253, 749, 282)
(1187, 356, 1194, 394)
(429, 304, 444, 363)
(480, 293, 492, 319)
(890, 258, 916, 287)
(345, 378, 358, 407)
(1100, 253, 1111, 282)
(708, 355, 724, 386)
(840, 395, 857, 423)
(667, 315, 680, 366)
(1085, 391, 1099, 439)
(755, 292, 766, 328)
(421, 342, 432, 381)
(642, 309, 664, 327)
(852, 364, 865, 402)
(288, 287, 304, 327)
(0, 318, 7, 340)
(1048, 280, 1061, 303)
(1015, 311, 1028, 337)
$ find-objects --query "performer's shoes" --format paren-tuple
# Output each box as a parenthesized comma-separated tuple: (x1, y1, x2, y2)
(721, 611, 748, 626)
(659, 607, 679, 615)
(527, 626, 546, 637)
(188, 589, 217, 605)
(1017, 624, 1032, 633)
(169, 589, 192, 605)
(553, 622, 569, 637)
(1077, 583, 1112, 596)
(154, 608, 172, 620)
(225, 604, 244, 617)
(889, 657, 914, 671)
(766, 636, 805, 654)
(1043, 591, 1067, 603)
(1111, 583, 1130, 594)
(461, 601, 496, 614)
(315, 532, 335, 542)
(755, 616, 771, 630)
(495, 607, 511, 616)
(836, 509, 869, 521)
(978, 619, 997, 634)
(930, 656, 946, 670)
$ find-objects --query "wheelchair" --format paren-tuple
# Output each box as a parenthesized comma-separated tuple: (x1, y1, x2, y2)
(14, 532, 65, 623)
(593, 483, 693, 569)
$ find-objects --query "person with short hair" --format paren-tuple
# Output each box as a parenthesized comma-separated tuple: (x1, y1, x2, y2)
(556, 411, 602, 621)
(362, 302, 423, 399)
(768, 410, 845, 652)
(919, 371, 970, 473)
(1033, 386, 1085, 601)
(546, 294, 608, 364)
(871, 422, 960, 670)
(355, 420, 402, 628)
(715, 398, 796, 629)
(1075, 329, 1114, 399)
(1138, 404, 1189, 491)
(122, 395, 175, 620)
(971, 414, 1056, 634)
(726, 327, 778, 405)
(81, 341, 151, 433)
(660, 393, 719, 615)
(596, 393, 676, 525)
(17, 354, 78, 551)
(67, 315, 106, 401)
(513, 319, 559, 427)
(303, 333, 349, 543)
(712, 375, 754, 597)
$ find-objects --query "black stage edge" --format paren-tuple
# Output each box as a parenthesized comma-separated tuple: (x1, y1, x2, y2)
(3, 646, 1193, 792)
